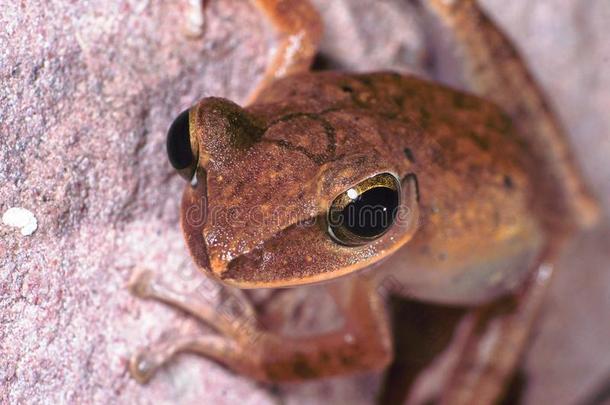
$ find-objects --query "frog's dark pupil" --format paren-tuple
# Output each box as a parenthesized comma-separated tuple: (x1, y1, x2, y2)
(167, 109, 192, 170)
(341, 187, 399, 238)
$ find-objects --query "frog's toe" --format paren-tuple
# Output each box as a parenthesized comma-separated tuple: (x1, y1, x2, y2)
(128, 269, 155, 298)
(129, 350, 160, 384)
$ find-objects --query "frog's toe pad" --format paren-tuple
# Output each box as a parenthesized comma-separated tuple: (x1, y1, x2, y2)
(129, 351, 159, 384)
(128, 270, 155, 298)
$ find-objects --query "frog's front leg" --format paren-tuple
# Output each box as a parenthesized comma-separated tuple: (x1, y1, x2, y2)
(128, 270, 262, 382)
(248, 0, 322, 104)
(129, 273, 392, 383)
(186, 0, 322, 104)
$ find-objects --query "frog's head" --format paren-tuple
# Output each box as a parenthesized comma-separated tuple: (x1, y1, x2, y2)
(166, 97, 419, 288)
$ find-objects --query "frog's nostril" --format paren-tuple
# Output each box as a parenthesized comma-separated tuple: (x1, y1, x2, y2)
(403, 148, 415, 163)
(340, 84, 354, 93)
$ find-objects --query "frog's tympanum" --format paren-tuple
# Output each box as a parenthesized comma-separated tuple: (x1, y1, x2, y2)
(129, 0, 599, 403)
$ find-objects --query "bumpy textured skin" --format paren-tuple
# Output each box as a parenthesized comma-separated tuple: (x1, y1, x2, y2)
(182, 71, 542, 302)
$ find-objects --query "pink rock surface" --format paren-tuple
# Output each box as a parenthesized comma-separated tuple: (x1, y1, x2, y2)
(1, 1, 608, 404)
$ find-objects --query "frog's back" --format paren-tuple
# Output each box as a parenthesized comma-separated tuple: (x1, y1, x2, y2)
(254, 71, 545, 304)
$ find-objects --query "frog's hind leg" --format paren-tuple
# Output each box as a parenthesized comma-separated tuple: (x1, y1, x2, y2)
(438, 255, 556, 405)
(425, 0, 599, 230)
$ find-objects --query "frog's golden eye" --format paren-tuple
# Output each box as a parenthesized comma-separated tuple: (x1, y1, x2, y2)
(327, 173, 400, 246)
(167, 108, 198, 181)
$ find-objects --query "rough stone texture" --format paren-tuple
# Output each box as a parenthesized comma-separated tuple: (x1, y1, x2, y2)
(1, 0, 608, 404)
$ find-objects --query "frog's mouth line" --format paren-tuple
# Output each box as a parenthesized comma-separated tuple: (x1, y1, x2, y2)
(219, 229, 411, 290)
(180, 169, 212, 272)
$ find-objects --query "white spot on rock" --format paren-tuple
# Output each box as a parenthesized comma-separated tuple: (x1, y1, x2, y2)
(2, 207, 38, 236)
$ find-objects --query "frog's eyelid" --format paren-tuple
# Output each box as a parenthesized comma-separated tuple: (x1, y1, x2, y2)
(329, 172, 401, 210)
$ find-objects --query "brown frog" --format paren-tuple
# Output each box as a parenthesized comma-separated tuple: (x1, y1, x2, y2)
(129, 0, 600, 403)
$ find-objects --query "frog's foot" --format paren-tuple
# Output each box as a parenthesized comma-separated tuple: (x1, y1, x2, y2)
(129, 274, 393, 383)
(129, 269, 257, 339)
(179, 0, 322, 104)
(130, 334, 263, 383)
(128, 270, 263, 383)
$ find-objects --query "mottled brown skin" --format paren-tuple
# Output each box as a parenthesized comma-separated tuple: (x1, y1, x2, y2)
(184, 72, 540, 301)
(129, 0, 599, 403)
